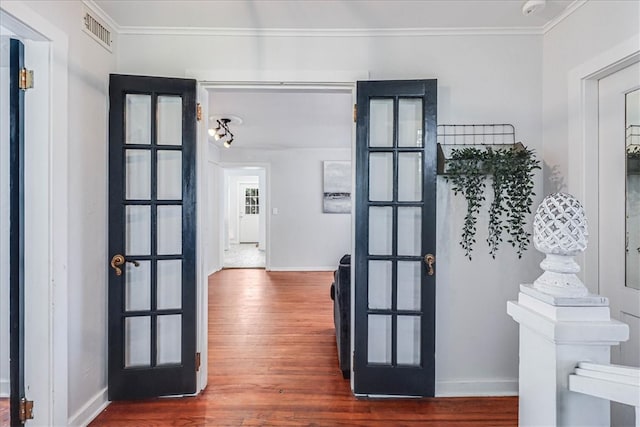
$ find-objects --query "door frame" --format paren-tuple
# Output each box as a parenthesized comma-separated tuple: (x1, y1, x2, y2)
(568, 34, 640, 293)
(0, 3, 70, 425)
(220, 164, 271, 268)
(195, 74, 365, 386)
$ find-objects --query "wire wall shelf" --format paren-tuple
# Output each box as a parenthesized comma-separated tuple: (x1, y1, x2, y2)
(436, 124, 522, 174)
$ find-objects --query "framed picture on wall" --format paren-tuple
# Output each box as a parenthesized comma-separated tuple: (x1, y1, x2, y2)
(323, 160, 351, 214)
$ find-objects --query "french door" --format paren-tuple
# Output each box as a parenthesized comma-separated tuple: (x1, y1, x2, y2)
(354, 80, 437, 396)
(108, 74, 197, 400)
(6, 38, 26, 426)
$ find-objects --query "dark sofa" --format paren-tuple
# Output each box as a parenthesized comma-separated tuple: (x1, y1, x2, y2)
(330, 254, 350, 379)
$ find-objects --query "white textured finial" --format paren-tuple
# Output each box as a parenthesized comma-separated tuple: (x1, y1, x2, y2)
(532, 192, 589, 297)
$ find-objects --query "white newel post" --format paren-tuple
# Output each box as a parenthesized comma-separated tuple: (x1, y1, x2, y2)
(507, 193, 630, 427)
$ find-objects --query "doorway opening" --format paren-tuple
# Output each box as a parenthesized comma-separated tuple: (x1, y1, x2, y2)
(206, 85, 355, 274)
(223, 167, 266, 269)
(0, 5, 70, 425)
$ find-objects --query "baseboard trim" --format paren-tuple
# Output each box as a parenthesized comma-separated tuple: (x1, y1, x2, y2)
(0, 378, 8, 397)
(435, 379, 518, 397)
(268, 266, 336, 272)
(68, 387, 109, 427)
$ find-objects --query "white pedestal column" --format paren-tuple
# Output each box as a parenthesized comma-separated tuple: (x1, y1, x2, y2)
(507, 284, 629, 427)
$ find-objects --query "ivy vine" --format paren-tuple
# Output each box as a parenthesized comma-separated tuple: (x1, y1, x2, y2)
(444, 145, 540, 260)
(444, 148, 487, 259)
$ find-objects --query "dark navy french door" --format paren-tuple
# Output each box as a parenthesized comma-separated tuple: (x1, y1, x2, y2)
(8, 38, 26, 427)
(354, 80, 437, 396)
(108, 74, 197, 400)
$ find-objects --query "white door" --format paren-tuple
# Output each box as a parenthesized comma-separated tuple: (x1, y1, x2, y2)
(598, 61, 640, 427)
(238, 183, 259, 243)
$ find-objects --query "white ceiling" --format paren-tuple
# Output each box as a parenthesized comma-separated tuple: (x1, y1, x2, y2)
(95, 1, 574, 30)
(208, 88, 353, 150)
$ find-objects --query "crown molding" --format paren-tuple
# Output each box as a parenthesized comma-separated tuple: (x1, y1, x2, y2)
(90, 1, 590, 39)
(117, 26, 544, 37)
(542, 0, 588, 34)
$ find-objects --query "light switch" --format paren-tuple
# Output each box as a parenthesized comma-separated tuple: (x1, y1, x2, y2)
(272, 208, 279, 215)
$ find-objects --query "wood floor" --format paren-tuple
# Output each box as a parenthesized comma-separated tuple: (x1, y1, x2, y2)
(0, 398, 8, 426)
(90, 269, 518, 426)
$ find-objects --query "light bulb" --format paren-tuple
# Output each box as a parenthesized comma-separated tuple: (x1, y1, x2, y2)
(214, 133, 221, 140)
(208, 128, 215, 137)
(223, 140, 231, 148)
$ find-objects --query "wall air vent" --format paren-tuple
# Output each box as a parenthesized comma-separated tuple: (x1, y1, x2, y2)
(82, 8, 113, 52)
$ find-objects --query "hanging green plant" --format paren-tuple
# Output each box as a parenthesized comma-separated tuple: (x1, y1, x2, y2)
(502, 147, 540, 258)
(443, 147, 487, 259)
(444, 144, 540, 260)
(485, 147, 509, 258)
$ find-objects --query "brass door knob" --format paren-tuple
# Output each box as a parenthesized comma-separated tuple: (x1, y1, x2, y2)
(424, 254, 435, 276)
(110, 254, 139, 276)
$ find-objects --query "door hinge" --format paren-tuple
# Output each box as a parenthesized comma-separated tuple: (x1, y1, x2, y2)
(353, 104, 357, 123)
(19, 398, 34, 423)
(196, 103, 202, 122)
(19, 68, 34, 91)
(195, 352, 201, 371)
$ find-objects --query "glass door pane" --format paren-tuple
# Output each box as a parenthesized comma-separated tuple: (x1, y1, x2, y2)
(157, 96, 182, 146)
(369, 99, 394, 147)
(397, 316, 421, 366)
(369, 207, 392, 255)
(157, 150, 182, 200)
(125, 206, 151, 256)
(125, 261, 151, 311)
(156, 315, 182, 365)
(125, 150, 151, 200)
(368, 315, 392, 364)
(398, 153, 422, 201)
(398, 98, 423, 147)
(125, 317, 151, 367)
(157, 260, 182, 310)
(125, 95, 151, 145)
(369, 153, 393, 201)
(368, 261, 392, 309)
(157, 205, 182, 255)
(397, 261, 421, 311)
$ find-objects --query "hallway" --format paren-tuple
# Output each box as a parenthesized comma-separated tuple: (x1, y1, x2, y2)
(223, 243, 265, 269)
(90, 270, 517, 426)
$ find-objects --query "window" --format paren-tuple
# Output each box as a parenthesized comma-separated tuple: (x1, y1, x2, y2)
(245, 188, 259, 215)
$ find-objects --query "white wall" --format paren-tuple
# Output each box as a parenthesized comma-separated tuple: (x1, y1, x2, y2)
(542, 0, 640, 300)
(116, 28, 544, 394)
(542, 0, 640, 195)
(221, 148, 352, 270)
(206, 143, 224, 274)
(207, 161, 222, 273)
(16, 0, 116, 423)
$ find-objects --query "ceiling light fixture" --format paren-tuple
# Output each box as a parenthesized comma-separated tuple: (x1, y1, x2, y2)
(211, 118, 233, 146)
(208, 115, 242, 148)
